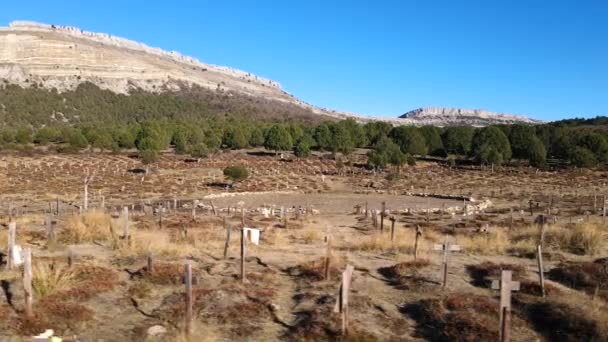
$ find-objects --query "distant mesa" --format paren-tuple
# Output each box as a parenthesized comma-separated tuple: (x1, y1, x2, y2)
(398, 107, 542, 126)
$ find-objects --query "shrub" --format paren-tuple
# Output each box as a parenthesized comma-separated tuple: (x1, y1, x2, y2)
(223, 165, 249, 183)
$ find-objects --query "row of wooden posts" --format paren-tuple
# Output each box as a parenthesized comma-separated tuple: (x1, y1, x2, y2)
(354, 201, 550, 342)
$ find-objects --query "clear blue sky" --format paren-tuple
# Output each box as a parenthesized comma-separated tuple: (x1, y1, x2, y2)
(2, 1, 607, 121)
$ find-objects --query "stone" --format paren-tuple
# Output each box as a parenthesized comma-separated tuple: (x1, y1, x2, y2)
(146, 325, 167, 336)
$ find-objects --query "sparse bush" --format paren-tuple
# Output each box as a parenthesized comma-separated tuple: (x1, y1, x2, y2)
(223, 165, 249, 183)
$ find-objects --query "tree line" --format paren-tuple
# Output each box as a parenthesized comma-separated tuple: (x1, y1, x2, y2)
(1, 115, 607, 168)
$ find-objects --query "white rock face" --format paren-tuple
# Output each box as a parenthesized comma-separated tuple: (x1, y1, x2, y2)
(0, 21, 540, 126)
(399, 107, 542, 126)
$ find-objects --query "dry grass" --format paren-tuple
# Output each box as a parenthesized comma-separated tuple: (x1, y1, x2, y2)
(293, 226, 324, 244)
(347, 228, 440, 254)
(509, 223, 608, 256)
(288, 255, 348, 281)
(548, 260, 608, 299)
(32, 262, 77, 298)
(457, 230, 510, 255)
(115, 229, 197, 258)
(60, 211, 113, 243)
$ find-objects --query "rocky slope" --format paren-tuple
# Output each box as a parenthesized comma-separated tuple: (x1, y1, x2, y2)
(400, 107, 542, 126)
(0, 21, 540, 126)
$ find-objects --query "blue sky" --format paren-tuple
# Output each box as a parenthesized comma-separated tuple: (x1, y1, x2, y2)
(1, 1, 607, 121)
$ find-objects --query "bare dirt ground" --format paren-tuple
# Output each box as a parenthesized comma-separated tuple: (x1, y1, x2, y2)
(1, 151, 607, 341)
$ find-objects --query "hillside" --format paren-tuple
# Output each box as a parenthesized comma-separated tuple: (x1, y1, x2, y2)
(0, 21, 541, 126)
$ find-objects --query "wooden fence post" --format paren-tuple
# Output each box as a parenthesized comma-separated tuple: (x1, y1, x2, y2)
(434, 236, 461, 289)
(389, 216, 396, 243)
(223, 218, 231, 260)
(147, 252, 154, 273)
(380, 202, 386, 232)
(492, 270, 520, 342)
(536, 245, 545, 298)
(240, 228, 246, 283)
(158, 207, 163, 229)
(184, 263, 193, 334)
(7, 221, 16, 269)
(325, 235, 332, 281)
(23, 248, 33, 318)
(67, 249, 74, 268)
(334, 265, 355, 336)
(123, 206, 129, 238)
(46, 215, 54, 241)
(414, 225, 422, 261)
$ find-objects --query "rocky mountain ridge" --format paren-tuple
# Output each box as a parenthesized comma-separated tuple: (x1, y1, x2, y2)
(0, 21, 541, 126)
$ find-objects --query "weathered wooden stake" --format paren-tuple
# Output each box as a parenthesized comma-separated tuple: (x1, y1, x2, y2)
(45, 215, 54, 241)
(223, 217, 231, 259)
(389, 216, 396, 243)
(158, 207, 163, 229)
(536, 245, 545, 298)
(240, 228, 246, 283)
(434, 236, 461, 289)
(184, 263, 193, 334)
(23, 248, 33, 318)
(7, 221, 16, 269)
(414, 225, 422, 260)
(334, 265, 355, 336)
(123, 206, 129, 238)
(324, 235, 332, 281)
(211, 201, 218, 216)
(491, 270, 520, 342)
(67, 249, 74, 268)
(380, 202, 386, 232)
(147, 252, 154, 273)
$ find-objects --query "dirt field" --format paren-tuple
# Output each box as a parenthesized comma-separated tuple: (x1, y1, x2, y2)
(1, 151, 607, 341)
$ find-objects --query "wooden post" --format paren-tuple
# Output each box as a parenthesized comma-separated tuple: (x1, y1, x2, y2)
(184, 263, 193, 334)
(23, 248, 33, 318)
(434, 236, 461, 288)
(147, 252, 154, 273)
(7, 221, 16, 269)
(240, 228, 246, 283)
(324, 235, 332, 281)
(536, 245, 545, 298)
(56, 197, 59, 215)
(334, 265, 355, 336)
(83, 175, 90, 212)
(45, 215, 54, 241)
(211, 201, 218, 216)
(241, 208, 246, 226)
(67, 249, 74, 268)
(380, 202, 386, 232)
(538, 217, 546, 250)
(123, 206, 129, 238)
(158, 207, 163, 229)
(509, 208, 514, 230)
(101, 195, 105, 212)
(603, 195, 606, 223)
(223, 218, 231, 260)
(390, 216, 396, 243)
(364, 202, 368, 217)
(492, 270, 520, 342)
(414, 225, 422, 261)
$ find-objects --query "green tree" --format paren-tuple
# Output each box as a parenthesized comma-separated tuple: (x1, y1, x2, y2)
(14, 127, 33, 144)
(420, 126, 445, 156)
(249, 127, 265, 147)
(389, 126, 427, 155)
(136, 121, 169, 152)
(528, 136, 547, 167)
(471, 126, 512, 163)
(68, 129, 89, 149)
(223, 125, 249, 150)
(330, 123, 355, 155)
(571, 147, 598, 167)
(223, 165, 249, 183)
(508, 124, 537, 159)
(441, 126, 474, 155)
(364, 121, 392, 146)
(367, 136, 405, 170)
(264, 124, 293, 153)
(294, 135, 314, 158)
(314, 123, 333, 151)
(189, 143, 209, 158)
